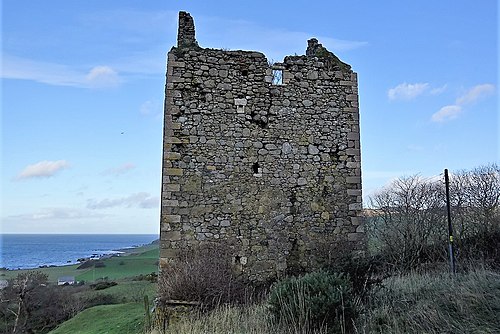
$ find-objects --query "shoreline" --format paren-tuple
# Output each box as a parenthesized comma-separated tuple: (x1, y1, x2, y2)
(1, 240, 158, 272)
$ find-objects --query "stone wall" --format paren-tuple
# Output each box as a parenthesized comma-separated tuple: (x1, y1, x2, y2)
(160, 12, 363, 281)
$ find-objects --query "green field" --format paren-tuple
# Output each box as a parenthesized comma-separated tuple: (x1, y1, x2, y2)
(48, 303, 147, 334)
(0, 244, 158, 283)
(76, 248, 158, 282)
(78, 280, 157, 304)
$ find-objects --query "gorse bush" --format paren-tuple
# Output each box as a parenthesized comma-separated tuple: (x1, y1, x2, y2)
(268, 270, 356, 333)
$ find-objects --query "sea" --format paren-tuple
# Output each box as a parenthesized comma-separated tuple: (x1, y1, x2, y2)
(0, 234, 158, 270)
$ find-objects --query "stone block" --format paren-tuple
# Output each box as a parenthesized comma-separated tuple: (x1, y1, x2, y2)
(343, 107, 358, 113)
(163, 200, 179, 207)
(164, 230, 182, 241)
(347, 189, 362, 196)
(165, 152, 181, 160)
(347, 132, 359, 140)
(346, 176, 361, 184)
(166, 168, 183, 176)
(164, 215, 181, 223)
(346, 148, 360, 156)
(165, 184, 180, 192)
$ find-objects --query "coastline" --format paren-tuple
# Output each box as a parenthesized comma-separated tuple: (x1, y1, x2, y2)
(1, 234, 158, 271)
(0, 240, 159, 280)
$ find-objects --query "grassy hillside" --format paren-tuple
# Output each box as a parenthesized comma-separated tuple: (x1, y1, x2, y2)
(76, 248, 158, 282)
(48, 303, 146, 334)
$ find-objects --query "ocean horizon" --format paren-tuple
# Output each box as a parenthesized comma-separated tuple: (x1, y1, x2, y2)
(0, 234, 158, 270)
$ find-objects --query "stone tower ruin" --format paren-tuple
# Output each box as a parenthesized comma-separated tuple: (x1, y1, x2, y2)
(160, 12, 363, 281)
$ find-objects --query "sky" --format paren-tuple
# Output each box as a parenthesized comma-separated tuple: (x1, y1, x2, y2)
(1, 0, 498, 234)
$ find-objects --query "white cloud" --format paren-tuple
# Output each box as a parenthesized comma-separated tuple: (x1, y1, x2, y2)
(430, 84, 447, 95)
(388, 82, 429, 100)
(16, 160, 70, 180)
(455, 84, 495, 105)
(102, 163, 136, 176)
(431, 83, 495, 122)
(1, 54, 122, 88)
(431, 105, 463, 122)
(87, 192, 159, 209)
(85, 66, 121, 88)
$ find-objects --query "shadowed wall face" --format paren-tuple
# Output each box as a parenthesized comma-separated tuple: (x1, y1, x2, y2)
(160, 12, 363, 281)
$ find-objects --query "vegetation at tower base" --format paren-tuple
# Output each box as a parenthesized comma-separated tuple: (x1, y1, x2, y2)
(268, 271, 356, 333)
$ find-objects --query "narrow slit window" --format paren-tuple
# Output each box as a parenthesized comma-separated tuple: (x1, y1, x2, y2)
(252, 162, 262, 177)
(272, 69, 283, 85)
(252, 162, 260, 174)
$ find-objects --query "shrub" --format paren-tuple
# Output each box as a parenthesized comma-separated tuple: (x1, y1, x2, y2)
(83, 293, 117, 307)
(268, 270, 356, 333)
(94, 260, 106, 268)
(90, 281, 117, 290)
(158, 244, 246, 309)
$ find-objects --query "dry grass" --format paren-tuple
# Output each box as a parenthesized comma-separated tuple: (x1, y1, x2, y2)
(160, 268, 500, 334)
(165, 303, 328, 334)
(356, 268, 500, 334)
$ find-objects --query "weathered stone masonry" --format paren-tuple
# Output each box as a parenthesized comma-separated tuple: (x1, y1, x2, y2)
(160, 12, 363, 281)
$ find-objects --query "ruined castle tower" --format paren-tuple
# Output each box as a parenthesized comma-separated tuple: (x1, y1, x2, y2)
(160, 12, 363, 281)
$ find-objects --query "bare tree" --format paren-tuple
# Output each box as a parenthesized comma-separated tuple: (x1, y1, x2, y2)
(367, 164, 500, 271)
(368, 175, 446, 269)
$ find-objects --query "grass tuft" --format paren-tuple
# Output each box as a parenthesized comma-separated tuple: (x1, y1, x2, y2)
(357, 269, 500, 333)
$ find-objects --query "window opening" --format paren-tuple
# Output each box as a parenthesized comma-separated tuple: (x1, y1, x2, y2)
(252, 162, 259, 174)
(272, 69, 283, 85)
(252, 162, 262, 177)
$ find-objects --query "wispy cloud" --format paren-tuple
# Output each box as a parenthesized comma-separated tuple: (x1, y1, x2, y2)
(388, 82, 429, 100)
(16, 160, 70, 180)
(455, 84, 495, 105)
(102, 163, 136, 176)
(431, 83, 495, 122)
(198, 16, 368, 61)
(87, 192, 159, 209)
(1, 54, 122, 88)
(431, 105, 462, 122)
(430, 84, 447, 95)
(6, 207, 106, 221)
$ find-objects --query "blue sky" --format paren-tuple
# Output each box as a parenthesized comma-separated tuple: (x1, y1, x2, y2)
(1, 0, 497, 234)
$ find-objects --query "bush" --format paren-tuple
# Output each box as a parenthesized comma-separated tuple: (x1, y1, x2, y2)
(268, 270, 356, 333)
(158, 244, 246, 309)
(90, 281, 117, 290)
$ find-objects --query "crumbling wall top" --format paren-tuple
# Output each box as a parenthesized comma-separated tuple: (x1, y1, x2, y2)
(177, 11, 199, 49)
(306, 38, 351, 72)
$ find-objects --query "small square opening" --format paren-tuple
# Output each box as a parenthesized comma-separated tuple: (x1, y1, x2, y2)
(272, 69, 283, 85)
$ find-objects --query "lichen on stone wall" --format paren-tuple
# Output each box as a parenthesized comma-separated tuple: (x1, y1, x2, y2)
(160, 11, 364, 282)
